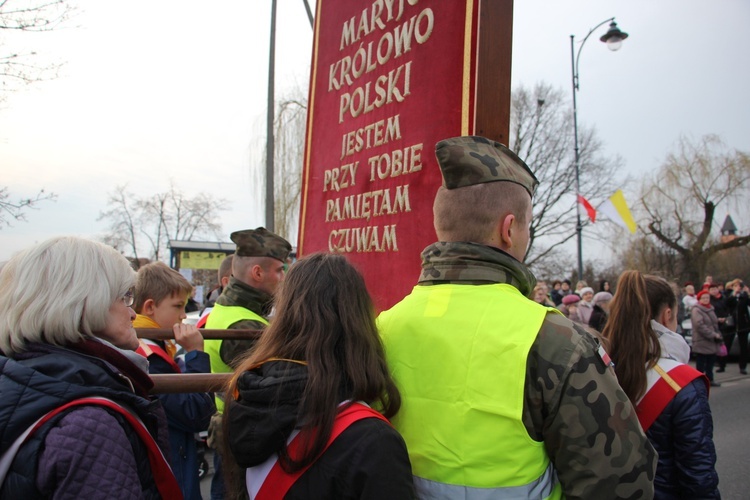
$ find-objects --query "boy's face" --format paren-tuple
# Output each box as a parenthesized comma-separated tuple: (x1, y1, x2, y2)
(151, 292, 188, 328)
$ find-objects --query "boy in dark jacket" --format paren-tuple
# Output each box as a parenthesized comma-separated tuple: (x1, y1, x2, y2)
(135, 262, 216, 500)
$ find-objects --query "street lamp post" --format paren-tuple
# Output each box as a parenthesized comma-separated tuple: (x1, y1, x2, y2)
(265, 1, 314, 232)
(570, 18, 628, 280)
(265, 0, 277, 231)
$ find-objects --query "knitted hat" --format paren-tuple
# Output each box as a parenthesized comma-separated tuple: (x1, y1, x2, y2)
(593, 291, 613, 305)
(696, 290, 710, 300)
(579, 287, 594, 297)
(562, 294, 581, 305)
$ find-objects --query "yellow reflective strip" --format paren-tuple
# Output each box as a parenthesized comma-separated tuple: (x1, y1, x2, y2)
(654, 364, 682, 392)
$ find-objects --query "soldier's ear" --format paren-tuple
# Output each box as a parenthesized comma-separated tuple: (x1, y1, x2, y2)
(250, 264, 264, 283)
(498, 213, 515, 250)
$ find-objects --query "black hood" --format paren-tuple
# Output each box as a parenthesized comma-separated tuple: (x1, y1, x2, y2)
(227, 360, 308, 468)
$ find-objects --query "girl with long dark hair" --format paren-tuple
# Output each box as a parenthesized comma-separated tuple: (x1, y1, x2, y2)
(223, 253, 413, 499)
(602, 271, 719, 499)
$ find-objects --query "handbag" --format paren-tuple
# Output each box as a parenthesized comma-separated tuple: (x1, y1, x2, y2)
(718, 343, 728, 357)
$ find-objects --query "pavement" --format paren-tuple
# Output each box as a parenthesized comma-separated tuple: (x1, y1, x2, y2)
(689, 359, 748, 386)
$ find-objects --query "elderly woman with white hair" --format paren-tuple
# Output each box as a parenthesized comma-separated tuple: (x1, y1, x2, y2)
(0, 237, 180, 499)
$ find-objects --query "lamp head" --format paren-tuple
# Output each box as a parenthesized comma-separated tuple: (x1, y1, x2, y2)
(599, 21, 628, 51)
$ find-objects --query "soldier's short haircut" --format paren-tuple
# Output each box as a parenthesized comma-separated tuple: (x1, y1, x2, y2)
(134, 261, 193, 313)
(433, 181, 531, 243)
(232, 255, 276, 283)
(218, 254, 233, 281)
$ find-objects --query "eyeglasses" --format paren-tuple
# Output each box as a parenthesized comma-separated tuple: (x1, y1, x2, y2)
(121, 290, 135, 307)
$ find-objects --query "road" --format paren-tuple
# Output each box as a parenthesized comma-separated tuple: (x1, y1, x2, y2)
(199, 366, 750, 499)
(708, 365, 750, 499)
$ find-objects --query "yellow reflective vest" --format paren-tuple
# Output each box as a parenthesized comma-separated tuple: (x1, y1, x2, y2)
(378, 283, 562, 499)
(204, 303, 268, 412)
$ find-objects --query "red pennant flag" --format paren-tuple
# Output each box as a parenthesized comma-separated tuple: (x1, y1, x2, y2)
(577, 195, 596, 222)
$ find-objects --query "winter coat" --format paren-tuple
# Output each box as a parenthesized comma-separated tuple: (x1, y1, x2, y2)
(588, 304, 608, 332)
(577, 300, 594, 324)
(709, 294, 732, 334)
(726, 291, 750, 335)
(646, 322, 720, 499)
(226, 360, 414, 499)
(0, 341, 171, 499)
(691, 305, 723, 355)
(146, 347, 214, 500)
(135, 316, 215, 500)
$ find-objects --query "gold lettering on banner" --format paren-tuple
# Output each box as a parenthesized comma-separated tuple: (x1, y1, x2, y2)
(328, 224, 399, 253)
(341, 114, 402, 160)
(325, 184, 412, 223)
(368, 143, 422, 181)
(318, 2, 439, 255)
(338, 61, 412, 123)
(323, 162, 359, 192)
(330, 8, 434, 94)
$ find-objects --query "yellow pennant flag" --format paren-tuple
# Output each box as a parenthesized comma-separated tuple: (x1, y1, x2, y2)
(597, 190, 637, 234)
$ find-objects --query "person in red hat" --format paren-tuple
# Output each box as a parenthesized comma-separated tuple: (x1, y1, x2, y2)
(691, 290, 725, 386)
(558, 294, 582, 322)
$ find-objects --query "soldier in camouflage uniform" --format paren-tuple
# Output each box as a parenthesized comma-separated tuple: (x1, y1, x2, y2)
(203, 226, 291, 500)
(378, 136, 656, 499)
(205, 227, 291, 366)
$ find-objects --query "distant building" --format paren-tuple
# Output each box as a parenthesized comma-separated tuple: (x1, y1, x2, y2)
(720, 215, 738, 243)
(168, 240, 235, 302)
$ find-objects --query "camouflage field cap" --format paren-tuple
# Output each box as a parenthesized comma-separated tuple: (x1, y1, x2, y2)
(434, 136, 539, 196)
(230, 227, 291, 262)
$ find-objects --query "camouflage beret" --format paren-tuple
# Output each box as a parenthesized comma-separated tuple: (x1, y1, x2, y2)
(230, 227, 291, 262)
(434, 136, 539, 196)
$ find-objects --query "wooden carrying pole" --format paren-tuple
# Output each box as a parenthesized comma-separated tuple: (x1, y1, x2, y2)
(136, 328, 261, 394)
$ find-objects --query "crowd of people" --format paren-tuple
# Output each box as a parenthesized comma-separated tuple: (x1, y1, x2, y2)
(0, 135, 732, 499)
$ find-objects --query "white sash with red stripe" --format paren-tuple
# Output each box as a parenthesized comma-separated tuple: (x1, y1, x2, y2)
(636, 358, 707, 432)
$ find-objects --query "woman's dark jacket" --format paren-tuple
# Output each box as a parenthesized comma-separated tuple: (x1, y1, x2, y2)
(0, 341, 170, 499)
(726, 291, 750, 335)
(647, 378, 720, 499)
(226, 360, 414, 499)
(588, 304, 608, 332)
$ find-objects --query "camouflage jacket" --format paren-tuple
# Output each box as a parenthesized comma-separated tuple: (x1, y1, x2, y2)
(214, 277, 270, 367)
(417, 241, 657, 499)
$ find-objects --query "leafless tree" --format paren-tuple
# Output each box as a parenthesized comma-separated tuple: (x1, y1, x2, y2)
(615, 233, 682, 278)
(0, 1, 72, 224)
(272, 90, 306, 243)
(99, 183, 230, 264)
(0, 186, 56, 228)
(98, 185, 143, 263)
(509, 82, 623, 272)
(638, 134, 750, 283)
(0, 0, 75, 103)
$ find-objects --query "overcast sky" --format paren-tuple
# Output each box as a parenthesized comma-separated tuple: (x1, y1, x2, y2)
(1, 0, 748, 263)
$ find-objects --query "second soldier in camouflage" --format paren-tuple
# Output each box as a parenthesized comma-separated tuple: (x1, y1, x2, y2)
(379, 136, 656, 499)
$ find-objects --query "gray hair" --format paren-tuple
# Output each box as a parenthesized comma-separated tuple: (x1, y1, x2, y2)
(0, 236, 136, 356)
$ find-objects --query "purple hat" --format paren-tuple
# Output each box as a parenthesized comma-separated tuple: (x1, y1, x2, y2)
(562, 294, 581, 305)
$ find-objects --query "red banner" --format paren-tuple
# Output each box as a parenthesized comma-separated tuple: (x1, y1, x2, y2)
(299, 0, 486, 310)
